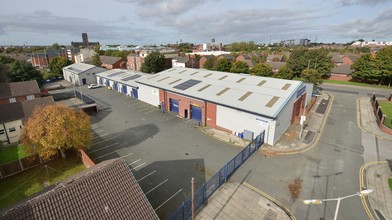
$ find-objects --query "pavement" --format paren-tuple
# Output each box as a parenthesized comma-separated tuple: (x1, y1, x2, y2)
(200, 91, 392, 220)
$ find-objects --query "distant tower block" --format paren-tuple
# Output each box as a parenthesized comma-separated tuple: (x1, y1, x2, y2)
(82, 33, 88, 46)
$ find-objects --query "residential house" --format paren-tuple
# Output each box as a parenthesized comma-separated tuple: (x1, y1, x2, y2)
(199, 55, 216, 69)
(0, 81, 41, 105)
(74, 48, 96, 64)
(342, 54, 361, 65)
(172, 56, 199, 68)
(329, 64, 353, 81)
(217, 54, 234, 61)
(127, 54, 144, 71)
(266, 54, 284, 62)
(235, 54, 252, 62)
(330, 52, 343, 66)
(100, 56, 127, 70)
(31, 49, 68, 68)
(0, 96, 54, 143)
(63, 63, 106, 86)
(0, 159, 158, 220)
(66, 48, 80, 63)
(265, 62, 287, 73)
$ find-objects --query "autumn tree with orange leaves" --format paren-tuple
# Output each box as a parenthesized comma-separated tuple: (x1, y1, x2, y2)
(20, 105, 92, 159)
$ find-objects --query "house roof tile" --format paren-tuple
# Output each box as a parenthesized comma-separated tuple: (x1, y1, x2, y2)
(0, 81, 41, 99)
(1, 159, 158, 220)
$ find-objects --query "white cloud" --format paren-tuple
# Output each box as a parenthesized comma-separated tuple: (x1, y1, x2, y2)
(329, 7, 392, 40)
(338, 0, 392, 6)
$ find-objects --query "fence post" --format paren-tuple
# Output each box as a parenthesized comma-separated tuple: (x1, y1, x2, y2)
(224, 164, 228, 183)
(376, 106, 382, 120)
(202, 183, 206, 204)
(380, 115, 386, 128)
(18, 159, 24, 171)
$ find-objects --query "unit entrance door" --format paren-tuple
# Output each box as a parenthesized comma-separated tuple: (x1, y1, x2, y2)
(170, 99, 179, 113)
(190, 105, 202, 122)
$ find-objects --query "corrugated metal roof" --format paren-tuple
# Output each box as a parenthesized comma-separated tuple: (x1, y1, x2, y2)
(64, 63, 102, 74)
(136, 68, 303, 118)
(96, 69, 147, 88)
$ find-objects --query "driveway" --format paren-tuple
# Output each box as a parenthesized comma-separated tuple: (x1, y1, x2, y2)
(79, 86, 242, 219)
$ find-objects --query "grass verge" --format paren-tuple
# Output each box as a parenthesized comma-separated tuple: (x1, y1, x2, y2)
(0, 156, 85, 209)
(0, 145, 30, 165)
(389, 178, 392, 191)
(323, 80, 391, 89)
(379, 101, 392, 129)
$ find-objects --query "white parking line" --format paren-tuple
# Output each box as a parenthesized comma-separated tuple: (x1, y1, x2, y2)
(130, 162, 146, 171)
(154, 189, 183, 211)
(129, 159, 141, 166)
(143, 108, 156, 115)
(121, 152, 134, 158)
(93, 129, 103, 133)
(89, 142, 119, 153)
(137, 170, 157, 182)
(146, 179, 168, 195)
(92, 136, 117, 146)
(92, 133, 108, 139)
(95, 151, 116, 159)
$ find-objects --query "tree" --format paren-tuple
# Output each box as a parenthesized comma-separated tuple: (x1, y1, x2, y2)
(141, 52, 165, 73)
(215, 58, 232, 72)
(0, 55, 15, 64)
(250, 63, 273, 77)
(8, 60, 42, 83)
(273, 66, 294, 79)
(287, 48, 333, 78)
(92, 54, 102, 67)
(204, 58, 215, 70)
(49, 57, 71, 77)
(374, 46, 392, 85)
(230, 61, 249, 73)
(51, 43, 61, 50)
(301, 68, 323, 85)
(20, 105, 92, 159)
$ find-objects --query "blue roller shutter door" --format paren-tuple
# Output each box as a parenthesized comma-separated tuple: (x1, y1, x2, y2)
(122, 85, 127, 94)
(191, 105, 202, 122)
(106, 80, 110, 87)
(113, 82, 118, 91)
(170, 99, 179, 113)
(132, 88, 138, 98)
(99, 78, 103, 86)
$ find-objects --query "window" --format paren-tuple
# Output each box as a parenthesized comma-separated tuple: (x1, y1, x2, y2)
(9, 98, 16, 103)
(27, 95, 35, 100)
(0, 129, 4, 135)
(9, 127, 16, 132)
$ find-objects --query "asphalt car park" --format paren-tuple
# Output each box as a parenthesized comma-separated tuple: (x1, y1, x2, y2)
(81, 86, 241, 219)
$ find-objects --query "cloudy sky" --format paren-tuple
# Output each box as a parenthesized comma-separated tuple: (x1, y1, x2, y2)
(0, 0, 391, 46)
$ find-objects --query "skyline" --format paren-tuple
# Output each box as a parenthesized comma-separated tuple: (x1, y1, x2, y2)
(1, 0, 392, 46)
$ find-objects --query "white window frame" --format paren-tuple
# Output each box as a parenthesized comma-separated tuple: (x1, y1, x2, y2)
(27, 95, 35, 100)
(9, 98, 16, 103)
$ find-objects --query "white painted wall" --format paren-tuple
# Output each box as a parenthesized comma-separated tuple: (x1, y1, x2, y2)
(172, 60, 186, 68)
(216, 105, 273, 144)
(138, 84, 159, 106)
(63, 67, 104, 86)
(0, 124, 7, 143)
(274, 96, 296, 144)
(3, 120, 23, 143)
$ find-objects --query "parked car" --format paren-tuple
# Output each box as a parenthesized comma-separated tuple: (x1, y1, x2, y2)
(88, 84, 100, 89)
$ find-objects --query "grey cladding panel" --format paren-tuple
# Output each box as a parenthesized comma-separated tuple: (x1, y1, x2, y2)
(121, 75, 142, 81)
(173, 79, 202, 90)
(68, 67, 83, 73)
(107, 71, 125, 77)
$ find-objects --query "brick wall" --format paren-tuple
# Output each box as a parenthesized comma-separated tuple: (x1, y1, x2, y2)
(329, 74, 352, 81)
(162, 91, 206, 123)
(80, 149, 95, 168)
(0, 93, 41, 105)
(205, 102, 216, 128)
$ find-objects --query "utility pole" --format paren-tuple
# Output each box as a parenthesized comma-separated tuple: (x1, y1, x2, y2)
(191, 177, 195, 220)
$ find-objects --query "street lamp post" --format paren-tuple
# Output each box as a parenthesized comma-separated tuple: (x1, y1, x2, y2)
(303, 189, 373, 220)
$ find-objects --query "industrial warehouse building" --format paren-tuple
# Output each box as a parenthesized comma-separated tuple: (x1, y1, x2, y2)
(63, 63, 106, 86)
(136, 68, 313, 145)
(95, 69, 147, 99)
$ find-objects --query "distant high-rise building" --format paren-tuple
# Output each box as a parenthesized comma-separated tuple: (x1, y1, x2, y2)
(280, 39, 310, 47)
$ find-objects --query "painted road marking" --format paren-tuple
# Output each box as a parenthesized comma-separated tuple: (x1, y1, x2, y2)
(154, 189, 183, 211)
(137, 170, 157, 182)
(121, 152, 134, 158)
(93, 129, 103, 133)
(92, 133, 108, 139)
(91, 137, 117, 146)
(143, 108, 156, 115)
(95, 151, 116, 159)
(146, 179, 168, 195)
(130, 162, 146, 171)
(89, 142, 120, 153)
(129, 159, 141, 166)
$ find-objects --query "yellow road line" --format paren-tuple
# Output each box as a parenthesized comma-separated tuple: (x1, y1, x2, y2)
(359, 161, 387, 220)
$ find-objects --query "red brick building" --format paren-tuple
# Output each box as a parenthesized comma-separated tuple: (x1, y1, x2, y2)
(31, 49, 67, 68)
(0, 81, 41, 105)
(127, 54, 144, 71)
(100, 56, 127, 70)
